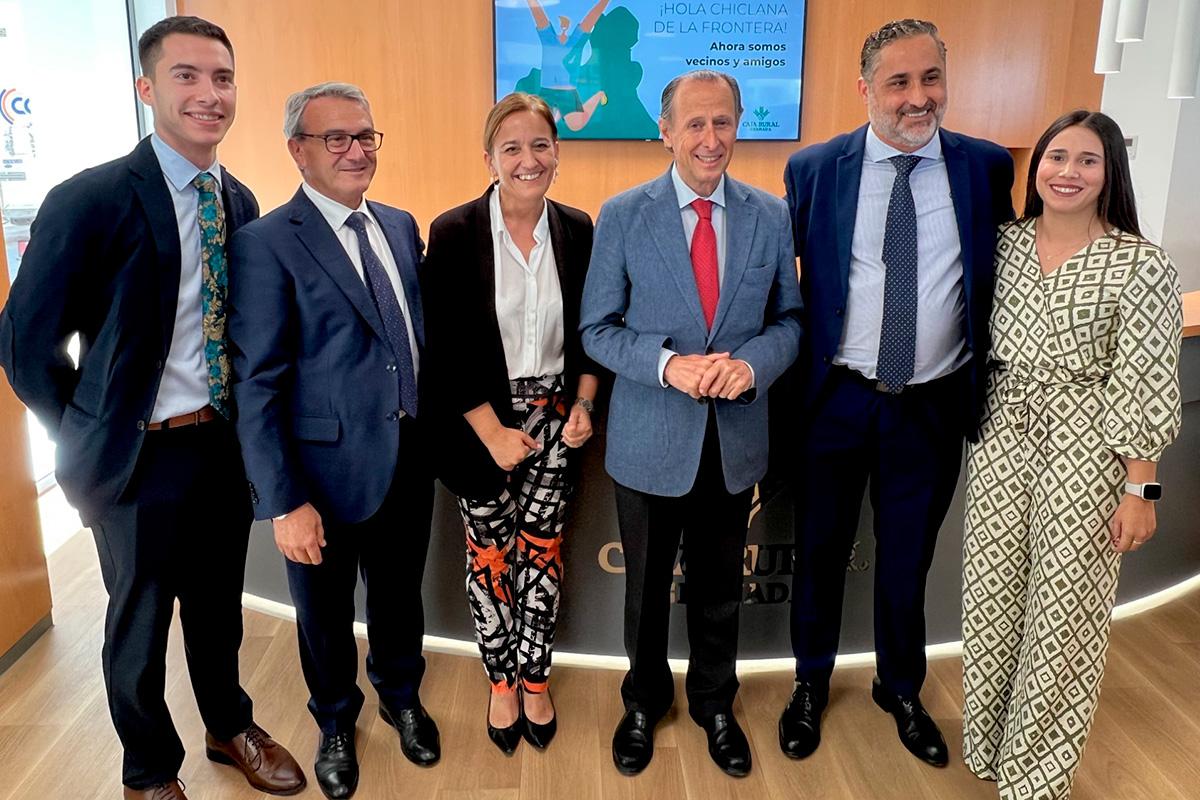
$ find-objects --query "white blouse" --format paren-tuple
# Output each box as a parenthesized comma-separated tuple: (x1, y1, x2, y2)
(490, 188, 565, 380)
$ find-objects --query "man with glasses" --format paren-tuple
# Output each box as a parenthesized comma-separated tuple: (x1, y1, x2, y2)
(0, 16, 304, 800)
(228, 82, 437, 800)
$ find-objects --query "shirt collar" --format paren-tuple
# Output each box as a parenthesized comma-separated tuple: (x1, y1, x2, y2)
(864, 124, 942, 163)
(489, 186, 550, 244)
(301, 181, 375, 232)
(670, 163, 726, 210)
(150, 133, 222, 192)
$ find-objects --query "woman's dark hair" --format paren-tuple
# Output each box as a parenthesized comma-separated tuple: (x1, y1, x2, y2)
(1021, 109, 1141, 237)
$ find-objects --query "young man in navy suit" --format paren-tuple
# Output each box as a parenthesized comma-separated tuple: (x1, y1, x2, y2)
(228, 83, 436, 800)
(581, 70, 803, 778)
(780, 19, 1014, 768)
(0, 16, 303, 800)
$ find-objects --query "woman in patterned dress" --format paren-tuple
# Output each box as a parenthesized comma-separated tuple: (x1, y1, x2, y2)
(961, 110, 1182, 799)
(423, 93, 600, 755)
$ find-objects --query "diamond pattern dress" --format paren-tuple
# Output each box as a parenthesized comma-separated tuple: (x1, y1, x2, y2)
(961, 218, 1182, 800)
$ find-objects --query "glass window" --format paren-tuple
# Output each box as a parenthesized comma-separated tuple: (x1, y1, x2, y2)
(0, 0, 147, 484)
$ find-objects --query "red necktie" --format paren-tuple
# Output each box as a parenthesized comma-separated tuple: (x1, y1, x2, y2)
(690, 198, 719, 329)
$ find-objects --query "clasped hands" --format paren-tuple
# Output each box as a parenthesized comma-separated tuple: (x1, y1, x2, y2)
(665, 351, 752, 400)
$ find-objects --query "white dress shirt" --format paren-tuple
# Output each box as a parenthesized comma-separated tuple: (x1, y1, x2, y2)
(489, 187, 565, 379)
(836, 126, 969, 383)
(149, 134, 220, 423)
(301, 182, 420, 402)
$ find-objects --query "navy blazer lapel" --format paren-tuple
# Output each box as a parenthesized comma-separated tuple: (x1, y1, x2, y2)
(941, 129, 976, 316)
(369, 200, 425, 350)
(708, 176, 758, 340)
(835, 126, 867, 305)
(644, 170, 709, 334)
(288, 188, 389, 344)
(127, 137, 184, 353)
(219, 169, 251, 231)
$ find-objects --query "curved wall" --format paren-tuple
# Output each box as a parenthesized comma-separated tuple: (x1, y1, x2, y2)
(241, 338, 1200, 659)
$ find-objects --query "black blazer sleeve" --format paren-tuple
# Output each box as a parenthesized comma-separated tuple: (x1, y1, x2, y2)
(0, 179, 103, 432)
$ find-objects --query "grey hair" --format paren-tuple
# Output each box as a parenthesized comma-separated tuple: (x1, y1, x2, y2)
(860, 19, 947, 80)
(659, 70, 743, 123)
(283, 81, 371, 139)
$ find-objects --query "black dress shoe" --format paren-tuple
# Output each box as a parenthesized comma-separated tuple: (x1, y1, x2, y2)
(314, 731, 358, 799)
(871, 677, 948, 767)
(521, 690, 557, 750)
(612, 709, 655, 775)
(487, 691, 523, 755)
(379, 705, 441, 767)
(700, 713, 752, 777)
(778, 681, 827, 759)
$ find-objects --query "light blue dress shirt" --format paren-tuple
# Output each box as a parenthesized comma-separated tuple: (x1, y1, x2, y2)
(149, 134, 220, 422)
(836, 126, 969, 383)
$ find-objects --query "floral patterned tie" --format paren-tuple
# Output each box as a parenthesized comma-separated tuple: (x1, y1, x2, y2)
(193, 172, 230, 418)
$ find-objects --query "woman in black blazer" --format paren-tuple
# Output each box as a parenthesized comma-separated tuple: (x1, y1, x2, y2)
(424, 93, 599, 755)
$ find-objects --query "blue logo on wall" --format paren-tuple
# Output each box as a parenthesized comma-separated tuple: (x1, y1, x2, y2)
(1, 89, 32, 125)
(743, 105, 780, 133)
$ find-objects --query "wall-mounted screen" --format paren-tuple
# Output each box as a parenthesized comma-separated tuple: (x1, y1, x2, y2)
(493, 1, 807, 141)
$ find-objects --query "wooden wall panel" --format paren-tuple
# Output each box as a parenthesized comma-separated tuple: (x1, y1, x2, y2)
(0, 231, 53, 662)
(178, 0, 1102, 227)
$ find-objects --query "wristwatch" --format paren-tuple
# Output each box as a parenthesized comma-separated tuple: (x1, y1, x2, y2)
(574, 397, 595, 414)
(1125, 482, 1162, 501)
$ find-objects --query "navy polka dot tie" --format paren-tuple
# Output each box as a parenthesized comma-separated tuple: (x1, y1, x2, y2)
(345, 212, 419, 418)
(877, 155, 921, 394)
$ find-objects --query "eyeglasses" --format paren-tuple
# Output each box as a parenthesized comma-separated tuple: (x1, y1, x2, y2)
(295, 131, 384, 153)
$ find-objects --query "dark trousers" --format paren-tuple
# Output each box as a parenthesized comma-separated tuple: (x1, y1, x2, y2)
(790, 366, 965, 698)
(90, 420, 253, 790)
(286, 423, 434, 735)
(614, 412, 752, 723)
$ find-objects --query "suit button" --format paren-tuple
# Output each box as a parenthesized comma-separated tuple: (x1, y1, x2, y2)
(136, 420, 146, 431)
(388, 411, 400, 421)
(155, 360, 164, 370)
(386, 363, 397, 373)
(823, 356, 832, 364)
(835, 307, 844, 317)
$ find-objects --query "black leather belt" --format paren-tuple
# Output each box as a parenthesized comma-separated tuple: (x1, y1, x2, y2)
(833, 364, 964, 396)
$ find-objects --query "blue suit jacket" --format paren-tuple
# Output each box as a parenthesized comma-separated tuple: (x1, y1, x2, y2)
(580, 169, 803, 497)
(0, 137, 258, 521)
(228, 187, 426, 524)
(783, 125, 1014, 437)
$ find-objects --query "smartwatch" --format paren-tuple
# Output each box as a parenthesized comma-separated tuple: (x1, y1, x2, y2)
(1124, 482, 1162, 501)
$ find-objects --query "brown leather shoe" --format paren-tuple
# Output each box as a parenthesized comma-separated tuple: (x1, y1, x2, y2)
(205, 723, 306, 795)
(122, 780, 188, 799)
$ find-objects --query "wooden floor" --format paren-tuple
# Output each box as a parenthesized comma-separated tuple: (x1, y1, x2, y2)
(2, 530, 1198, 800)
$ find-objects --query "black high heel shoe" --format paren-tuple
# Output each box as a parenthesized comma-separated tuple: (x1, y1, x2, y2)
(521, 687, 557, 750)
(487, 690, 523, 756)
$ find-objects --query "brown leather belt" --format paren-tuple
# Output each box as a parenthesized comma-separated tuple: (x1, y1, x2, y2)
(146, 405, 218, 430)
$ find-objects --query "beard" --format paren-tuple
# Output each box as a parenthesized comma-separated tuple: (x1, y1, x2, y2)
(867, 91, 946, 150)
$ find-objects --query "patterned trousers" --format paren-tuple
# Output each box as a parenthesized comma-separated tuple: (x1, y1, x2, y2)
(962, 372, 1123, 800)
(458, 376, 569, 695)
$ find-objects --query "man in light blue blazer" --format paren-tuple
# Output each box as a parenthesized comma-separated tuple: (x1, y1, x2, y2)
(580, 70, 803, 779)
(229, 83, 439, 800)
